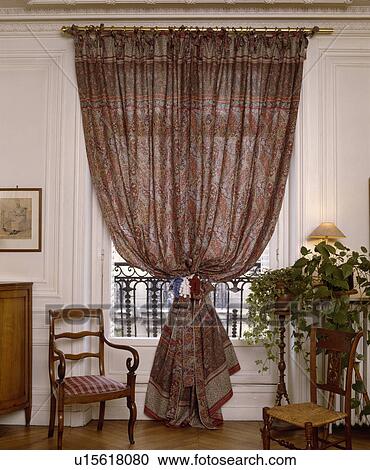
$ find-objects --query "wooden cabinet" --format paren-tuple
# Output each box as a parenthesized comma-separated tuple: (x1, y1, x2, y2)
(0, 282, 32, 425)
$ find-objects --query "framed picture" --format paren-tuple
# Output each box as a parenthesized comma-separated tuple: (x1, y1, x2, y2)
(0, 188, 42, 252)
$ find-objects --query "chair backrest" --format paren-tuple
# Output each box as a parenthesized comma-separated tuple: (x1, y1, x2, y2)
(310, 326, 363, 415)
(49, 308, 105, 384)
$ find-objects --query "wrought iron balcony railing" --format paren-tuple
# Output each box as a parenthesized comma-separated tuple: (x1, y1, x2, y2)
(112, 262, 262, 339)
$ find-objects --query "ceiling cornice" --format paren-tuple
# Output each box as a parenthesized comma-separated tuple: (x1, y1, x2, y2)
(0, 5, 370, 34)
(2, 5, 370, 20)
(26, 0, 354, 4)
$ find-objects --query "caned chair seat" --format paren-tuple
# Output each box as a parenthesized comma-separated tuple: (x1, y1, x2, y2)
(64, 375, 127, 398)
(261, 328, 363, 450)
(267, 402, 347, 428)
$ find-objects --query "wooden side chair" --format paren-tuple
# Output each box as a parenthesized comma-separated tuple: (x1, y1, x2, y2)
(261, 326, 363, 450)
(48, 308, 139, 450)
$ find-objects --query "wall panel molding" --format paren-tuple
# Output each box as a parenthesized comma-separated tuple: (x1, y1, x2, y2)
(321, 48, 370, 225)
(288, 36, 370, 406)
(104, 343, 277, 386)
(0, 33, 93, 427)
(91, 384, 277, 422)
(0, 51, 65, 299)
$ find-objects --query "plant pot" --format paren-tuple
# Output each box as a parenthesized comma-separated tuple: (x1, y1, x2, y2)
(275, 292, 296, 313)
(333, 288, 358, 298)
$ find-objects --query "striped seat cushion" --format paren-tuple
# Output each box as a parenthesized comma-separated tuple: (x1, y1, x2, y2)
(64, 375, 126, 396)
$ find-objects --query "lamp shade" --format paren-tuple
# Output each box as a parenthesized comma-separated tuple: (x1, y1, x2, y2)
(308, 222, 346, 240)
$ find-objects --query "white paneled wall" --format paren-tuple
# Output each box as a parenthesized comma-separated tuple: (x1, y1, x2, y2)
(288, 34, 370, 403)
(0, 33, 93, 426)
(0, 24, 370, 426)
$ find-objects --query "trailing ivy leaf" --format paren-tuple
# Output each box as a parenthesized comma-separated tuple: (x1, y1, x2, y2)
(330, 279, 349, 290)
(300, 246, 310, 256)
(314, 286, 331, 299)
(351, 398, 361, 409)
(352, 380, 367, 394)
(326, 244, 336, 254)
(324, 264, 336, 276)
(361, 246, 368, 253)
(361, 404, 370, 416)
(315, 244, 330, 258)
(294, 258, 307, 268)
(334, 241, 346, 251)
(332, 309, 348, 326)
(341, 263, 353, 279)
(307, 264, 316, 276)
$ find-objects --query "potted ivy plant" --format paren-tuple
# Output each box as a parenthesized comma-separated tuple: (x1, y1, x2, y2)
(243, 267, 308, 372)
(244, 241, 370, 421)
(292, 241, 370, 334)
(292, 241, 370, 421)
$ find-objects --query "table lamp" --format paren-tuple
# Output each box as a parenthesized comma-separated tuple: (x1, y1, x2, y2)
(308, 222, 345, 244)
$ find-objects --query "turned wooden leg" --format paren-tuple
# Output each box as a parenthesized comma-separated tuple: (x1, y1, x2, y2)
(25, 405, 32, 427)
(48, 393, 56, 437)
(97, 401, 106, 431)
(344, 416, 352, 450)
(127, 396, 137, 445)
(313, 427, 319, 450)
(261, 407, 271, 450)
(305, 422, 315, 450)
(57, 392, 64, 450)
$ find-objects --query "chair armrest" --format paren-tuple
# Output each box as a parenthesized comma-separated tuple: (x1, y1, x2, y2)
(53, 347, 66, 383)
(104, 337, 139, 373)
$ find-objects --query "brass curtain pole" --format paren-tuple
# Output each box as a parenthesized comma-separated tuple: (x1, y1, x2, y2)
(61, 25, 333, 35)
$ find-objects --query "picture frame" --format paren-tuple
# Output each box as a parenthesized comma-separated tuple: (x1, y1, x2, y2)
(0, 188, 42, 252)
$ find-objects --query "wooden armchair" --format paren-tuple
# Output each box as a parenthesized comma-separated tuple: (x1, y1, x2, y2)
(261, 326, 363, 450)
(48, 308, 139, 450)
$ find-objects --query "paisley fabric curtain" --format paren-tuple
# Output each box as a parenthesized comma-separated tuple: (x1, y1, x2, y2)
(72, 27, 308, 427)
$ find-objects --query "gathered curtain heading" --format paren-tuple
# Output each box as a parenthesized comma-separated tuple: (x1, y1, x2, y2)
(71, 27, 308, 60)
(73, 28, 308, 281)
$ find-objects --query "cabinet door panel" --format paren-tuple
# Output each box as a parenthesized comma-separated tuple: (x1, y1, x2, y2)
(0, 290, 28, 407)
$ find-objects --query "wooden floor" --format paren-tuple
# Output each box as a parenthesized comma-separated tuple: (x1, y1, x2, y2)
(0, 420, 369, 450)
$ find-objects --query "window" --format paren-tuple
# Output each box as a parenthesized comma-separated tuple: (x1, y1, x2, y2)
(111, 245, 270, 339)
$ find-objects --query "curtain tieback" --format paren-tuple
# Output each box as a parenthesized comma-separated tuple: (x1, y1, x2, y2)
(171, 274, 214, 304)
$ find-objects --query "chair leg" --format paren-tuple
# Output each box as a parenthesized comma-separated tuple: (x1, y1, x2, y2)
(57, 395, 64, 450)
(261, 407, 271, 450)
(48, 393, 56, 438)
(97, 401, 106, 431)
(313, 427, 319, 450)
(344, 416, 352, 450)
(304, 422, 315, 449)
(127, 396, 137, 445)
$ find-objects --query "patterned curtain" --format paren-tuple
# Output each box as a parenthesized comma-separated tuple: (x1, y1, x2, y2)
(72, 27, 309, 427)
